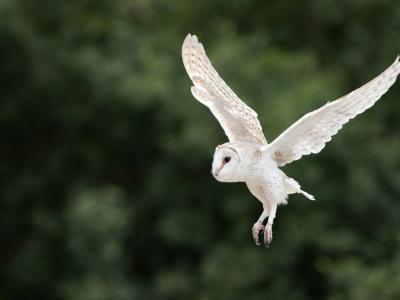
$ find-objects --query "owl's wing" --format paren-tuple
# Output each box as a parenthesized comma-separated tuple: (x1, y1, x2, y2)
(266, 56, 400, 167)
(182, 34, 268, 145)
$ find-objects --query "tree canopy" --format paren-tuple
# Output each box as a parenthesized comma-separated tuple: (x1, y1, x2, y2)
(1, 0, 400, 299)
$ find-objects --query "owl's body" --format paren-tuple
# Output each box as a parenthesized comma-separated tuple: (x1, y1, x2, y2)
(213, 141, 313, 244)
(182, 34, 400, 246)
(214, 142, 288, 203)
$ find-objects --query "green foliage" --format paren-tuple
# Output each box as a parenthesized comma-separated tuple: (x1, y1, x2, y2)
(0, 0, 400, 299)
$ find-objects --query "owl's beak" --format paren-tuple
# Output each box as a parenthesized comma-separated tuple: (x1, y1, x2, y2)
(213, 163, 225, 178)
(211, 169, 218, 178)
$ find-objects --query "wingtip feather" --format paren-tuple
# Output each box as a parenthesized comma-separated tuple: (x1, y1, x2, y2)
(183, 33, 191, 43)
(182, 33, 197, 49)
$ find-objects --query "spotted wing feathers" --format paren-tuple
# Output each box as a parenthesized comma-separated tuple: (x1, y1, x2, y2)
(267, 56, 400, 166)
(182, 34, 267, 145)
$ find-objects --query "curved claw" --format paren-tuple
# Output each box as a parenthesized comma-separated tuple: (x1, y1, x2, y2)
(252, 222, 265, 246)
(264, 224, 273, 247)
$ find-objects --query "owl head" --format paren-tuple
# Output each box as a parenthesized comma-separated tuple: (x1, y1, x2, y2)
(211, 142, 261, 182)
(211, 144, 240, 182)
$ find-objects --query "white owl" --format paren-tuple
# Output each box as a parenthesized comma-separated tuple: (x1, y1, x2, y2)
(182, 34, 400, 246)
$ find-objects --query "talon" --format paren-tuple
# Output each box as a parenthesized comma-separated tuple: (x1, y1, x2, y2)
(264, 224, 273, 247)
(252, 221, 265, 246)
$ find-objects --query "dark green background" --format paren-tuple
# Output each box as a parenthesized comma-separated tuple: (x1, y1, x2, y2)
(1, 0, 400, 299)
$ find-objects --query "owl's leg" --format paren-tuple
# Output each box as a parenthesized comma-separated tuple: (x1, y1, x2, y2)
(264, 203, 277, 247)
(252, 206, 269, 245)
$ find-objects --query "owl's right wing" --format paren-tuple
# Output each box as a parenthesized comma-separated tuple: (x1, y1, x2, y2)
(265, 56, 400, 167)
(182, 34, 268, 145)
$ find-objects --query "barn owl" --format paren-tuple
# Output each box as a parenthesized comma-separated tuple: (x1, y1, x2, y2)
(182, 34, 400, 246)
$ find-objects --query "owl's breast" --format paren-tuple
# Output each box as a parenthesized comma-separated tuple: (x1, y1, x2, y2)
(260, 164, 287, 204)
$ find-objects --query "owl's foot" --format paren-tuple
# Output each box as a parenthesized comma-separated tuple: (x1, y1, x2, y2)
(264, 224, 273, 247)
(252, 221, 265, 245)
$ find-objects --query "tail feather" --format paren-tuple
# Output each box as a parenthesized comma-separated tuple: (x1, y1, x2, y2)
(298, 189, 315, 201)
(283, 175, 315, 201)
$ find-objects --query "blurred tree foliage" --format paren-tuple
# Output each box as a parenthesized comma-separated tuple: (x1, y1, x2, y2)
(0, 0, 400, 299)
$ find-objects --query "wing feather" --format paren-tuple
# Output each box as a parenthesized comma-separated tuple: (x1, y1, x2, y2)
(182, 34, 267, 145)
(267, 56, 400, 166)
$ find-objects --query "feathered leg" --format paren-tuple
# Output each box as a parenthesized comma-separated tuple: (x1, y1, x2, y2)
(264, 203, 277, 247)
(252, 207, 269, 245)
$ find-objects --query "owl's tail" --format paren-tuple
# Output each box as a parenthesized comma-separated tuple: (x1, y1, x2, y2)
(283, 176, 315, 201)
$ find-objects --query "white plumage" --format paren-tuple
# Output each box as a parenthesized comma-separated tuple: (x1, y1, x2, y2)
(267, 58, 400, 166)
(182, 33, 400, 246)
(182, 34, 267, 145)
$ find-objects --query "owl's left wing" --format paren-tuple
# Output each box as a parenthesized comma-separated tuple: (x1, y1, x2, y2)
(182, 34, 267, 145)
(266, 56, 400, 167)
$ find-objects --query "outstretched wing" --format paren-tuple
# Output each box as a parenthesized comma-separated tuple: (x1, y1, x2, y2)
(267, 56, 400, 167)
(182, 34, 267, 145)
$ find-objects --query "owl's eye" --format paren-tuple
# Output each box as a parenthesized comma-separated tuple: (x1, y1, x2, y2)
(224, 157, 231, 163)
